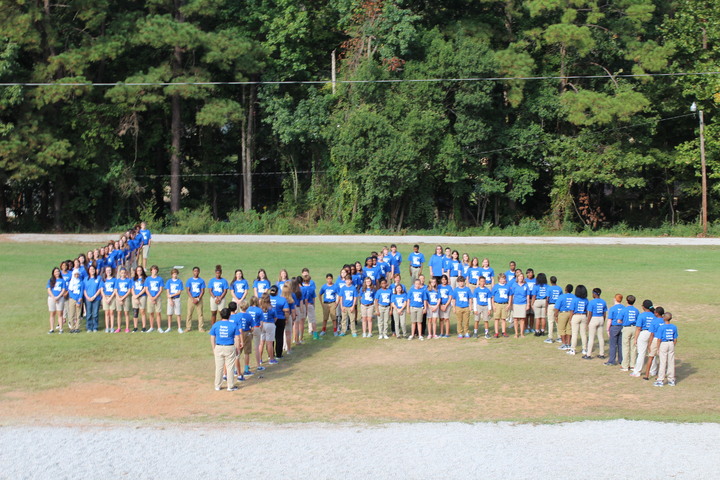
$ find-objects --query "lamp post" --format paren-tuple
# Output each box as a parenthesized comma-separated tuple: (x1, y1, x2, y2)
(691, 102, 708, 236)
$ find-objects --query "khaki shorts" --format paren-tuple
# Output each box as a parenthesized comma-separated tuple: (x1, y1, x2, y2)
(261, 322, 276, 342)
(306, 303, 316, 324)
(210, 296, 226, 312)
(253, 326, 262, 343)
(167, 297, 181, 315)
(649, 338, 659, 357)
(48, 296, 65, 312)
(146, 297, 162, 314)
(533, 299, 547, 318)
(493, 303, 509, 320)
(361, 304, 374, 317)
(102, 296, 116, 311)
(427, 305, 440, 319)
(132, 295, 147, 310)
(142, 244, 150, 259)
(475, 304, 489, 323)
(512, 304, 528, 318)
(240, 331, 253, 355)
(116, 296, 131, 312)
(439, 304, 451, 319)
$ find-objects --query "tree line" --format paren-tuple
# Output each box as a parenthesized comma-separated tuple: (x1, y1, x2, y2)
(0, 0, 717, 232)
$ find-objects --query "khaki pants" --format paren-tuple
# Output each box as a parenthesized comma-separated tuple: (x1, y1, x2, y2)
(547, 304, 557, 338)
(186, 298, 205, 331)
(633, 330, 651, 373)
(587, 316, 605, 356)
(456, 306, 470, 335)
(657, 342, 675, 383)
(321, 302, 335, 326)
(557, 311, 572, 336)
(393, 310, 406, 336)
(67, 300, 82, 330)
(377, 305, 391, 337)
(570, 314, 588, 351)
(340, 308, 356, 334)
(621, 326, 638, 369)
(214, 344, 236, 390)
(410, 267, 421, 283)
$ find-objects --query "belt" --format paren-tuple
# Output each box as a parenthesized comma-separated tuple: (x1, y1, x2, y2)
(495, 302, 508, 304)
(216, 343, 234, 346)
(323, 301, 335, 304)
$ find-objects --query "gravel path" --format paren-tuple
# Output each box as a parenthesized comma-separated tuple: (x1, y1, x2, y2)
(4, 233, 720, 245)
(1, 420, 717, 479)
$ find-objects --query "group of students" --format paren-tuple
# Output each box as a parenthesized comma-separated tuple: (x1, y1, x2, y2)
(45, 222, 152, 333)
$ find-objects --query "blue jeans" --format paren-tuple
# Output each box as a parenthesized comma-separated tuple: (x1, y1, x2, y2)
(85, 297, 101, 331)
(608, 325, 623, 364)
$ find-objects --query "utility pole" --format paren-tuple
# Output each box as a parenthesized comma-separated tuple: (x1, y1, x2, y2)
(699, 109, 708, 236)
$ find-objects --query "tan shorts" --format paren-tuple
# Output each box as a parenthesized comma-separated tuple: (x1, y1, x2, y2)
(306, 303, 316, 324)
(167, 297, 181, 315)
(533, 299, 547, 318)
(210, 296, 226, 312)
(649, 338, 659, 356)
(409, 306, 423, 323)
(48, 296, 65, 312)
(512, 304, 528, 318)
(427, 305, 440, 319)
(253, 326, 262, 343)
(102, 297, 116, 311)
(132, 295, 147, 310)
(493, 303, 509, 320)
(142, 244, 150, 259)
(261, 322, 276, 342)
(116, 296, 131, 312)
(146, 297, 162, 314)
(439, 304, 451, 319)
(240, 331, 253, 355)
(475, 304, 489, 323)
(361, 304, 374, 317)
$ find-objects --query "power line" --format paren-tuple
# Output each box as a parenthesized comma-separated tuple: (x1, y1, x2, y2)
(136, 170, 326, 179)
(1, 71, 719, 87)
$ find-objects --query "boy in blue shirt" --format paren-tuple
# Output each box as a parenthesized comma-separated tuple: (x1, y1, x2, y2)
(144, 265, 164, 333)
(185, 266, 206, 332)
(604, 294, 625, 366)
(165, 268, 184, 333)
(319, 274, 339, 336)
(654, 312, 678, 387)
(407, 244, 422, 275)
(620, 295, 640, 371)
(473, 276, 491, 338)
(452, 276, 473, 338)
(407, 279, 427, 340)
(375, 277, 393, 339)
(209, 308, 240, 391)
(554, 284, 575, 350)
(338, 277, 358, 337)
(586, 288, 608, 359)
(545, 276, 563, 343)
(138, 221, 152, 269)
(490, 273, 511, 338)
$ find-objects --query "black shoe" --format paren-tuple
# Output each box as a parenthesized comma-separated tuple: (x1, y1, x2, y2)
(583, 355, 592, 360)
(132, 328, 138, 333)
(597, 355, 606, 359)
(141, 327, 147, 332)
(603, 362, 616, 366)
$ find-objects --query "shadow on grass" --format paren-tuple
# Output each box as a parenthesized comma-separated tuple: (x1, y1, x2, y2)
(675, 359, 696, 385)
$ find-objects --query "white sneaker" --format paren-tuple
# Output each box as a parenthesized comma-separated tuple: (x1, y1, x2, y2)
(581, 349, 587, 356)
(630, 372, 641, 377)
(146, 328, 154, 333)
(165, 328, 172, 333)
(367, 333, 372, 338)
(419, 336, 424, 341)
(408, 335, 414, 340)
(566, 349, 576, 355)
(178, 328, 184, 333)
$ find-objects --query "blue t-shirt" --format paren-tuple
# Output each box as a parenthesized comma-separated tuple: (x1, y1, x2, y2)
(101, 277, 116, 296)
(260, 308, 277, 324)
(491, 284, 510, 303)
(376, 262, 390, 280)
(425, 289, 440, 306)
(209, 320, 238, 345)
(480, 267, 495, 286)
(67, 278, 84, 302)
(391, 293, 407, 310)
(247, 306, 263, 327)
(532, 283, 548, 300)
(428, 254, 445, 277)
(650, 316, 665, 337)
(186, 277, 205, 298)
(452, 287, 472, 308)
(47, 278, 67, 297)
(655, 323, 678, 342)
(364, 266, 380, 285)
(144, 276, 164, 298)
(338, 284, 358, 308)
(235, 312, 253, 332)
(270, 294, 289, 319)
(505, 270, 516, 282)
(548, 285, 563, 304)
(301, 283, 316, 304)
(408, 252, 425, 268)
(510, 283, 530, 305)
(232, 279, 250, 299)
(467, 267, 482, 285)
(448, 260, 461, 277)
(474, 287, 491, 306)
(165, 278, 183, 298)
(608, 303, 625, 326)
(526, 279, 536, 293)
(139, 228, 152, 245)
(389, 251, 402, 269)
(360, 288, 375, 306)
(375, 288, 392, 306)
(132, 277, 146, 296)
(254, 279, 271, 296)
(208, 278, 229, 298)
(620, 305, 640, 327)
(637, 311, 655, 331)
(571, 297, 590, 314)
(115, 278, 132, 298)
(407, 288, 426, 308)
(588, 298, 608, 317)
(83, 277, 101, 298)
(438, 284, 453, 305)
(556, 293, 576, 312)
(319, 283, 338, 303)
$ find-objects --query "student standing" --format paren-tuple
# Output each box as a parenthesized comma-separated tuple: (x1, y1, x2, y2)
(604, 294, 625, 366)
(388, 244, 402, 279)
(66, 270, 84, 333)
(359, 277, 376, 338)
(100, 266, 116, 333)
(83, 265, 102, 333)
(504, 261, 517, 283)
(231, 269, 250, 305)
(165, 268, 184, 333)
(545, 276, 563, 343)
(209, 308, 240, 391)
(452, 276, 472, 338)
(437, 275, 453, 337)
(586, 288, 608, 359)
(319, 274, 339, 336)
(236, 301, 254, 378)
(259, 293, 279, 365)
(268, 285, 290, 357)
(47, 268, 67, 333)
(620, 295, 640, 372)
(185, 266, 206, 332)
(479, 258, 495, 288)
(115, 267, 133, 333)
(554, 285, 575, 350)
(428, 245, 445, 283)
(447, 250, 461, 289)
(143, 266, 164, 333)
(530, 273, 549, 337)
(131, 266, 148, 332)
(208, 265, 229, 325)
(138, 221, 152, 270)
(253, 269, 271, 298)
(568, 285, 590, 356)
(473, 276, 491, 338)
(408, 244, 425, 282)
(281, 283, 296, 355)
(246, 297, 264, 371)
(490, 273, 510, 337)
(338, 276, 358, 337)
(654, 312, 678, 387)
(424, 278, 441, 339)
(466, 257, 482, 292)
(643, 306, 665, 380)
(508, 272, 530, 338)
(375, 278, 393, 339)
(390, 284, 408, 338)
(631, 300, 655, 377)
(407, 279, 427, 340)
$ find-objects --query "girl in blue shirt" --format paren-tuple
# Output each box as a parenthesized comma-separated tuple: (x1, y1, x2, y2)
(231, 269, 249, 305)
(438, 275, 453, 338)
(390, 284, 408, 338)
(47, 267, 66, 334)
(425, 277, 441, 339)
(359, 277, 376, 338)
(276, 269, 289, 290)
(509, 272, 530, 338)
(480, 258, 495, 287)
(115, 267, 133, 333)
(530, 272, 548, 337)
(132, 266, 148, 332)
(447, 250, 461, 289)
(253, 269, 271, 299)
(83, 265, 102, 332)
(428, 245, 445, 282)
(461, 253, 471, 278)
(466, 257, 482, 291)
(259, 293, 279, 365)
(101, 266, 116, 333)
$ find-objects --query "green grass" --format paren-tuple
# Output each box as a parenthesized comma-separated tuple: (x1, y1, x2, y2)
(1, 241, 720, 423)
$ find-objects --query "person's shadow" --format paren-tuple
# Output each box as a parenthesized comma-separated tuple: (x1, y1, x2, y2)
(675, 360, 696, 385)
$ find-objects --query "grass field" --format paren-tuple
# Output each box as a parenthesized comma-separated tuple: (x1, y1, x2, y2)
(1, 240, 719, 424)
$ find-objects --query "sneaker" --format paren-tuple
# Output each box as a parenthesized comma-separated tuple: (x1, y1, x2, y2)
(333, 331, 339, 337)
(493, 333, 499, 338)
(502, 333, 509, 338)
(352, 333, 358, 338)
(237, 376, 245, 382)
(268, 359, 279, 365)
(105, 328, 109, 333)
(653, 381, 664, 387)
(362, 333, 367, 338)
(165, 328, 172, 333)
(584, 355, 593, 360)
(48, 330, 54, 334)
(534, 331, 541, 337)
(464, 333, 470, 338)
(630, 372, 641, 377)
(223, 375, 227, 381)
(256, 366, 266, 371)
(558, 344, 567, 350)
(244, 370, 253, 376)
(178, 328, 184, 333)
(338, 332, 346, 337)
(114, 328, 121, 333)
(485, 333, 491, 339)
(643, 376, 649, 381)
(597, 355, 606, 359)
(556, 338, 562, 343)
(419, 336, 424, 341)
(581, 349, 587, 356)
(215, 387, 222, 391)
(603, 362, 616, 366)
(620, 367, 629, 372)
(524, 329, 530, 334)
(124, 328, 129, 333)
(141, 328, 147, 332)
(566, 349, 576, 355)
(544, 338, 554, 344)
(367, 334, 372, 338)
(227, 386, 239, 391)
(146, 328, 154, 333)
(668, 380, 676, 386)
(319, 330, 326, 336)
(408, 335, 414, 340)
(58, 329, 63, 334)
(457, 334, 463, 339)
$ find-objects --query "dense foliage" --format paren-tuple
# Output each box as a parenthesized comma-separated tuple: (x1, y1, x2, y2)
(0, 0, 717, 232)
